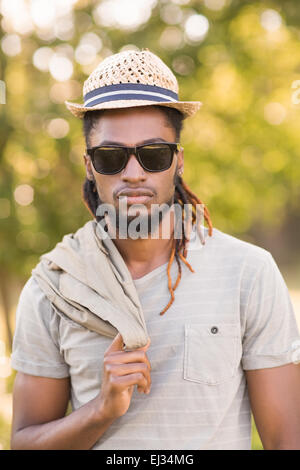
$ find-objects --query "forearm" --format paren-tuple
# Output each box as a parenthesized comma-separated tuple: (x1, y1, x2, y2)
(273, 444, 300, 450)
(267, 437, 300, 450)
(11, 397, 116, 450)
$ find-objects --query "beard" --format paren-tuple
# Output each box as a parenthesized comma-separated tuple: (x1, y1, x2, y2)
(95, 194, 175, 239)
(94, 168, 181, 239)
(119, 196, 174, 237)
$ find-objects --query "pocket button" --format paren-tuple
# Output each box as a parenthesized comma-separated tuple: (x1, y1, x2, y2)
(211, 326, 218, 334)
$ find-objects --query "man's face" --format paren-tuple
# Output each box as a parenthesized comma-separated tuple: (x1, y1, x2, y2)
(84, 106, 184, 234)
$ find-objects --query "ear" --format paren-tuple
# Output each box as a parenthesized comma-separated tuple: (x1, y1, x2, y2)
(84, 153, 94, 181)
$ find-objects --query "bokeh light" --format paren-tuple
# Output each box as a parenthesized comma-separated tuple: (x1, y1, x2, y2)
(160, 4, 183, 25)
(260, 9, 282, 32)
(184, 14, 209, 43)
(49, 54, 73, 81)
(32, 47, 54, 72)
(30, 0, 56, 29)
(54, 14, 74, 41)
(75, 32, 102, 66)
(1, 33, 21, 56)
(80, 32, 103, 52)
(0, 0, 34, 35)
(93, 0, 157, 31)
(264, 102, 286, 125)
(14, 184, 34, 206)
(46, 118, 70, 138)
(159, 26, 184, 50)
(75, 44, 97, 65)
(0, 0, 77, 38)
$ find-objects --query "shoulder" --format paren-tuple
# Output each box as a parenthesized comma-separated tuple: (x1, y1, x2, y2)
(204, 225, 272, 271)
(18, 275, 51, 311)
(15, 275, 58, 330)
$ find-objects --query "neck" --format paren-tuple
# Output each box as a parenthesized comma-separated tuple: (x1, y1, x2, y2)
(113, 236, 174, 280)
(107, 211, 176, 280)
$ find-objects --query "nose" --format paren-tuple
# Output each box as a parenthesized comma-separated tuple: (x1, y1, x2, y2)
(121, 152, 146, 183)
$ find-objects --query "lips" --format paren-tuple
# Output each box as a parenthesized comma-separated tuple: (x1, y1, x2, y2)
(117, 188, 154, 205)
(117, 188, 154, 198)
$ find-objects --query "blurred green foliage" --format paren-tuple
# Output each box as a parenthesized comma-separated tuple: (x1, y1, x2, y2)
(0, 413, 11, 450)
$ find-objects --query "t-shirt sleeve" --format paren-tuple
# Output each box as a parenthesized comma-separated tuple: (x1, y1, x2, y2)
(11, 276, 70, 378)
(242, 251, 300, 370)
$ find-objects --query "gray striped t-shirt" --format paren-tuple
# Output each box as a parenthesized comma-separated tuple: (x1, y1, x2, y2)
(11, 224, 300, 450)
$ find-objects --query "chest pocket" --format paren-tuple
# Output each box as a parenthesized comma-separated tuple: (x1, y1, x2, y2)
(183, 323, 241, 386)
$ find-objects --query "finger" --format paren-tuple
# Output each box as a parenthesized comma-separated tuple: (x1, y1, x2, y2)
(106, 363, 151, 390)
(106, 349, 152, 371)
(104, 332, 125, 355)
(110, 372, 148, 393)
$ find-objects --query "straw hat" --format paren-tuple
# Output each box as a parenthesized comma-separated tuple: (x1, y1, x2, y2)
(65, 49, 202, 119)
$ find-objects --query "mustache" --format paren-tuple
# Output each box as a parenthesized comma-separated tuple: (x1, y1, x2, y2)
(112, 165, 180, 200)
(113, 186, 157, 201)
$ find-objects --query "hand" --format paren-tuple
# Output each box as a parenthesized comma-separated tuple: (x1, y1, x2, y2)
(97, 333, 151, 420)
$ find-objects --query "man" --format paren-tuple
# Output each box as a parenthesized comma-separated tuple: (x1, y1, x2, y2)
(10, 49, 300, 450)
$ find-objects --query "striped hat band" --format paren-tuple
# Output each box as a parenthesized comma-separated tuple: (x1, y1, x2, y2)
(83, 83, 179, 108)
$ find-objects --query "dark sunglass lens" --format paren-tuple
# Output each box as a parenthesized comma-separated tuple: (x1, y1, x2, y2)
(139, 145, 173, 171)
(93, 147, 126, 174)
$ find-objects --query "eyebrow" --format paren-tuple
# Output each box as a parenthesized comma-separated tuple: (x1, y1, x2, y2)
(95, 137, 169, 147)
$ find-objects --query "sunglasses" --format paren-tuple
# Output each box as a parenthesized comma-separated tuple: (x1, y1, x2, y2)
(86, 142, 181, 175)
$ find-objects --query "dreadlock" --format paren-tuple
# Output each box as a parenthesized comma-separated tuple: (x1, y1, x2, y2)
(82, 106, 213, 315)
